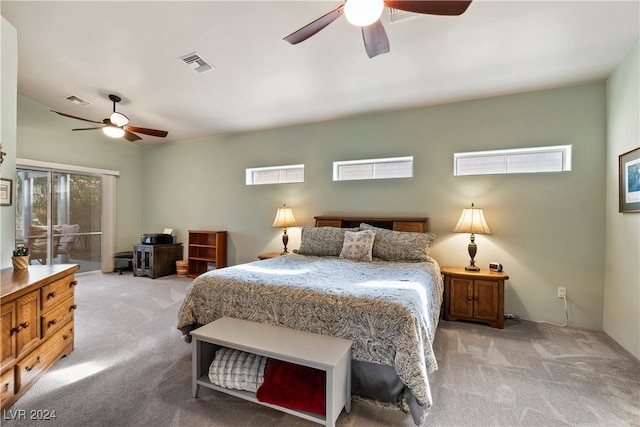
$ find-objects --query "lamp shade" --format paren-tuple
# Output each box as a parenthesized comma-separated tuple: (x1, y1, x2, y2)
(453, 203, 492, 234)
(344, 0, 384, 26)
(272, 206, 297, 228)
(109, 111, 129, 127)
(103, 125, 125, 138)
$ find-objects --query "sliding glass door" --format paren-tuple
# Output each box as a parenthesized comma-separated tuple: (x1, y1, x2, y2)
(15, 168, 102, 273)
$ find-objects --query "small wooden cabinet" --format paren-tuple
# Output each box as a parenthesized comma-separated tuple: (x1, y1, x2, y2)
(442, 266, 509, 329)
(188, 231, 227, 278)
(1, 264, 78, 411)
(133, 243, 183, 279)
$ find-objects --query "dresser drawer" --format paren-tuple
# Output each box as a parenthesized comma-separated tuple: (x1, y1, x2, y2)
(15, 322, 74, 392)
(0, 369, 15, 409)
(41, 296, 76, 340)
(41, 275, 77, 313)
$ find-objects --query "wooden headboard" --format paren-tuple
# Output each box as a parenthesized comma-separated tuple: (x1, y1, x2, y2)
(314, 216, 429, 233)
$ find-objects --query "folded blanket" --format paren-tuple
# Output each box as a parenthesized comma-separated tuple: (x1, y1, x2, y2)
(209, 347, 268, 393)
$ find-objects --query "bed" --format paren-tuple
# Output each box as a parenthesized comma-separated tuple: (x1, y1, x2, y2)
(177, 216, 443, 425)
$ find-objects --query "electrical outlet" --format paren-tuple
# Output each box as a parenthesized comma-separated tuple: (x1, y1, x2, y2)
(557, 287, 567, 298)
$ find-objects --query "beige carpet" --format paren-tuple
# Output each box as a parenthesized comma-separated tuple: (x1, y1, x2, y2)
(3, 271, 638, 427)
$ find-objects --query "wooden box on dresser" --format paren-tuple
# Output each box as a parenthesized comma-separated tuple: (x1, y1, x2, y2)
(1, 264, 79, 411)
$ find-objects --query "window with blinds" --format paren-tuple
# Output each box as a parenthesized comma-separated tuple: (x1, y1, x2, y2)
(245, 164, 304, 185)
(454, 145, 572, 176)
(333, 156, 413, 181)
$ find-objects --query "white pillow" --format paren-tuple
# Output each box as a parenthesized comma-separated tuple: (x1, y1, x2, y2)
(339, 230, 376, 262)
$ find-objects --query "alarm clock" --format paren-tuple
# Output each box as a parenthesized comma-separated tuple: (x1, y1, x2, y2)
(489, 262, 503, 272)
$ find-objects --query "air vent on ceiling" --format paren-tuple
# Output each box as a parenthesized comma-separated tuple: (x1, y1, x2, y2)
(64, 95, 91, 106)
(388, 8, 420, 24)
(179, 52, 214, 74)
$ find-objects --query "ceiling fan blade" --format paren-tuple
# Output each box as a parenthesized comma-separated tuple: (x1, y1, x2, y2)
(123, 131, 142, 142)
(72, 127, 102, 131)
(51, 110, 103, 124)
(284, 5, 344, 44)
(124, 126, 168, 138)
(385, 0, 472, 16)
(362, 20, 390, 59)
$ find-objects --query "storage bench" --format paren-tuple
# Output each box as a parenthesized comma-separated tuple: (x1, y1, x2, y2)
(190, 316, 352, 427)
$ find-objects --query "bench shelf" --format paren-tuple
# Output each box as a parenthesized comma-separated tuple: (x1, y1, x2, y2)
(190, 317, 352, 427)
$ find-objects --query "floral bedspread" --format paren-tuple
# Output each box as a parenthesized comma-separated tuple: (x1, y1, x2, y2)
(177, 253, 443, 411)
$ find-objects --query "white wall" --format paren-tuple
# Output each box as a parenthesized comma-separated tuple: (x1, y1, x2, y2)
(141, 82, 607, 331)
(0, 17, 17, 269)
(604, 39, 640, 360)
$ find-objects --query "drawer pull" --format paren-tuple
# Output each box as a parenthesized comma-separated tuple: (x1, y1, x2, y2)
(2, 383, 9, 393)
(47, 291, 57, 299)
(10, 321, 30, 334)
(48, 319, 57, 327)
(69, 304, 78, 311)
(63, 334, 70, 340)
(70, 280, 78, 287)
(25, 357, 41, 372)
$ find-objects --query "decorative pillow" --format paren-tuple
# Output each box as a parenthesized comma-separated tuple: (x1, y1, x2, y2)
(360, 223, 435, 262)
(256, 359, 326, 415)
(339, 230, 376, 262)
(296, 226, 359, 257)
(208, 347, 268, 393)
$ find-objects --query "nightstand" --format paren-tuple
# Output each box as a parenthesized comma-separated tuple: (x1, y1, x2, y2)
(441, 266, 509, 329)
(257, 252, 282, 260)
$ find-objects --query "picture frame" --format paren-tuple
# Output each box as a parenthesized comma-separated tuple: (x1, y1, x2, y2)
(0, 178, 12, 206)
(619, 147, 640, 213)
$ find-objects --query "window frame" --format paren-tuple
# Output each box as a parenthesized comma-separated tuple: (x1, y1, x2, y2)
(453, 145, 572, 176)
(332, 156, 414, 181)
(245, 164, 305, 186)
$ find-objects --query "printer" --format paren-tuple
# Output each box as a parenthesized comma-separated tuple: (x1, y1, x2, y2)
(140, 233, 173, 244)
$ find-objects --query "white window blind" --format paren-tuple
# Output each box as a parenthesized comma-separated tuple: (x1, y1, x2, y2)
(333, 156, 413, 181)
(246, 164, 304, 185)
(454, 145, 572, 176)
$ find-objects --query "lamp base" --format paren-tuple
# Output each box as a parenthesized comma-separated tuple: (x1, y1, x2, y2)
(465, 265, 480, 271)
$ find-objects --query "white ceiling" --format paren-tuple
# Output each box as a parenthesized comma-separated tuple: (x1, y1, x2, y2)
(2, 1, 638, 145)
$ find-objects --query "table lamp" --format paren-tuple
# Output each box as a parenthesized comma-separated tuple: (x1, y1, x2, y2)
(453, 203, 492, 271)
(272, 205, 297, 254)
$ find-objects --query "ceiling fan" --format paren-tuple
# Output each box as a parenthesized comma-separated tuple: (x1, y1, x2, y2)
(284, 0, 473, 58)
(51, 94, 168, 142)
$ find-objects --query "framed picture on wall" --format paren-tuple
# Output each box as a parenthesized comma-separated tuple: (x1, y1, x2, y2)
(619, 147, 640, 213)
(0, 178, 12, 206)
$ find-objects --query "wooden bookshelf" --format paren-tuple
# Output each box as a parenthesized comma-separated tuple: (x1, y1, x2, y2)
(187, 231, 227, 278)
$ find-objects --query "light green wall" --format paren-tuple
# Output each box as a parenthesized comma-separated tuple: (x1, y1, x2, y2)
(142, 82, 607, 330)
(0, 17, 18, 269)
(15, 95, 144, 252)
(604, 38, 640, 359)
(9, 77, 613, 333)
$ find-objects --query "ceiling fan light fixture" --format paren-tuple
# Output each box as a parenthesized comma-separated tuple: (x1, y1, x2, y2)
(103, 125, 125, 138)
(344, 0, 384, 26)
(109, 111, 129, 127)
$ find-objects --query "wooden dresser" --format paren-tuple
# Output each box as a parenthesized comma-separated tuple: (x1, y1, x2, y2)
(1, 264, 79, 411)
